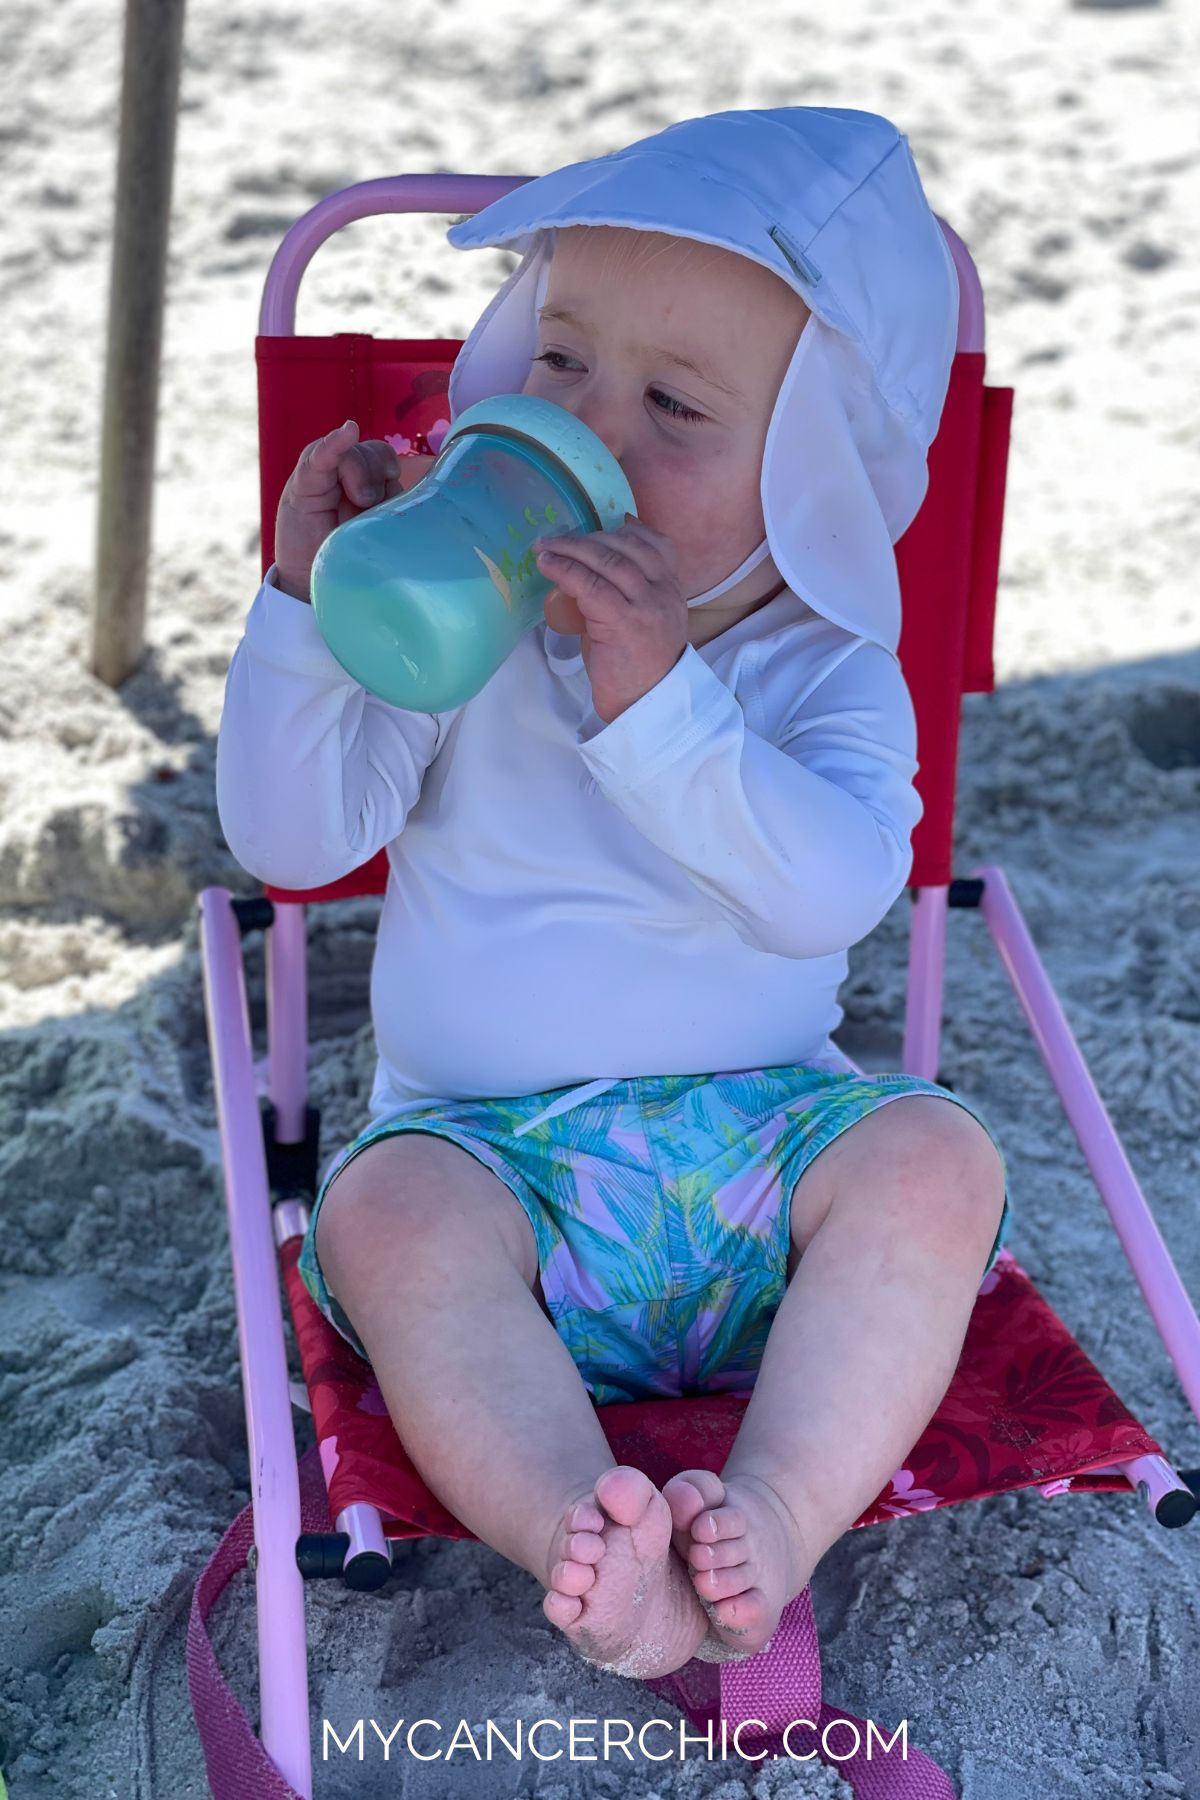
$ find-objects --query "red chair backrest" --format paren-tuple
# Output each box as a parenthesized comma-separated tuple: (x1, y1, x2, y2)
(254, 329, 1012, 903)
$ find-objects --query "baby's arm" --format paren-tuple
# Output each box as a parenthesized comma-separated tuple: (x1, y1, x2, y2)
(215, 575, 445, 891)
(217, 423, 446, 891)
(575, 634, 923, 958)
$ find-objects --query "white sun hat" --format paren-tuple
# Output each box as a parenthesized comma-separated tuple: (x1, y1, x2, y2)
(444, 107, 959, 654)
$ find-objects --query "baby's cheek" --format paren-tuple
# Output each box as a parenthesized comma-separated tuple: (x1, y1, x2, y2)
(663, 505, 726, 575)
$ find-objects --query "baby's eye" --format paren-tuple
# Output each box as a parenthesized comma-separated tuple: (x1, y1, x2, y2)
(531, 351, 707, 424)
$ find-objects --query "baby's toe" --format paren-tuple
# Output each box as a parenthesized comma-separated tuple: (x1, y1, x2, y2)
(663, 1468, 725, 1561)
(693, 1561, 757, 1603)
(543, 1588, 584, 1628)
(663, 1469, 725, 1532)
(593, 1465, 659, 1529)
(565, 1499, 605, 1535)
(708, 1588, 774, 1643)
(549, 1555, 597, 1597)
(691, 1500, 747, 1545)
(563, 1528, 605, 1567)
(688, 1533, 749, 1573)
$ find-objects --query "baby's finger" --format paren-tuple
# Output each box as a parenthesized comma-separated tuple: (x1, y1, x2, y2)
(540, 555, 631, 634)
(535, 528, 656, 592)
(294, 419, 361, 491)
(535, 544, 633, 608)
(339, 438, 403, 509)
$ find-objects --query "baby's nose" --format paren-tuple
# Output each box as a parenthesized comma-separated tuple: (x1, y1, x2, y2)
(560, 398, 625, 465)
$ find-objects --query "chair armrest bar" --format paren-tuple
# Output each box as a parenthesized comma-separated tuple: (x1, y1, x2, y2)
(258, 189, 986, 352)
(259, 174, 531, 337)
(936, 217, 985, 355)
(973, 863, 1200, 1431)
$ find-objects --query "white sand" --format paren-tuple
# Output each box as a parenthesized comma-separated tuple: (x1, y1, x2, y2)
(1, 0, 1198, 1794)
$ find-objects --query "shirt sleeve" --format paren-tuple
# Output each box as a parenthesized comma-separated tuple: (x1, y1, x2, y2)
(215, 566, 444, 891)
(575, 636, 923, 958)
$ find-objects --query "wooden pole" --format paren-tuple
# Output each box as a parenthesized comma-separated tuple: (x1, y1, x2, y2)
(90, 0, 187, 688)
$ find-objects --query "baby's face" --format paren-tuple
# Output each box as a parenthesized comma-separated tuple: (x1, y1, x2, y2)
(522, 226, 810, 623)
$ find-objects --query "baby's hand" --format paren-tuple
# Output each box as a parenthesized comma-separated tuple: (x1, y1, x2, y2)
(535, 515, 688, 723)
(274, 421, 435, 603)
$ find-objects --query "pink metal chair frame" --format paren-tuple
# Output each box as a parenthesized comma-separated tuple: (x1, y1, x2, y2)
(197, 175, 1200, 1800)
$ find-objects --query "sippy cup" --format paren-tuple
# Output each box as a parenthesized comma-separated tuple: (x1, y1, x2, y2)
(309, 393, 637, 712)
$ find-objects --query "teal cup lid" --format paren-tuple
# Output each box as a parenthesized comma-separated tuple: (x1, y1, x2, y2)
(439, 393, 637, 530)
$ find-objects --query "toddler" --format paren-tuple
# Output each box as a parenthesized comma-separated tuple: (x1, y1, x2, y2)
(217, 107, 1011, 1679)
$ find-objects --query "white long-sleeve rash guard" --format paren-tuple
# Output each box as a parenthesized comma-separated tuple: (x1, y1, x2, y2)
(216, 568, 924, 1127)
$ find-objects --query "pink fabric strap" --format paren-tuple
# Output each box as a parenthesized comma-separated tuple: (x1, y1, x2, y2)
(188, 1445, 957, 1798)
(729, 1592, 957, 1797)
(648, 1593, 957, 1796)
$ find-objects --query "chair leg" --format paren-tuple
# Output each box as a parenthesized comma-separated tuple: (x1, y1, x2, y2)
(199, 887, 314, 1799)
(903, 885, 949, 1081)
(266, 900, 310, 1143)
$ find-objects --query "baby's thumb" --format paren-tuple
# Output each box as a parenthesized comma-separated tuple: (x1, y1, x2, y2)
(543, 588, 585, 636)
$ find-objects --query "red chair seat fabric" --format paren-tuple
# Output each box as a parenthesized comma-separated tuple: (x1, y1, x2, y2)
(281, 1243, 1161, 1541)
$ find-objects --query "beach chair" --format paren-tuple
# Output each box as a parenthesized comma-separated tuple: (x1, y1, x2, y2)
(187, 174, 1200, 1800)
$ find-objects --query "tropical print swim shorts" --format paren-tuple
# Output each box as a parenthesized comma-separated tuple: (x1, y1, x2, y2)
(296, 1063, 1012, 1407)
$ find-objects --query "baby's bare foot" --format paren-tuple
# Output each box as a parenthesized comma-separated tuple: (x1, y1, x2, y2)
(663, 1467, 814, 1657)
(542, 1466, 710, 1678)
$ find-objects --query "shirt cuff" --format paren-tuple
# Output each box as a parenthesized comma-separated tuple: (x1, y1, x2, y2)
(576, 644, 735, 783)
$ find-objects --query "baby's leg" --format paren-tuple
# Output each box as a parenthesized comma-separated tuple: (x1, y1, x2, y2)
(665, 1096, 1006, 1655)
(314, 1130, 708, 1674)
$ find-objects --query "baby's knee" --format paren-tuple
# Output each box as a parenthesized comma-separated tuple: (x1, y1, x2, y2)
(314, 1150, 454, 1293)
(893, 1099, 1006, 1251)
(313, 1133, 540, 1297)
(909, 1099, 1003, 1187)
(828, 1096, 1005, 1263)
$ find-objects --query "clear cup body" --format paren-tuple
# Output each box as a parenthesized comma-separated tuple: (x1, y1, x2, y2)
(311, 428, 598, 712)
